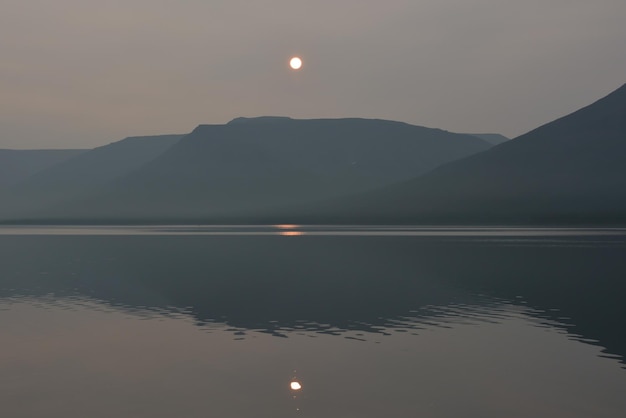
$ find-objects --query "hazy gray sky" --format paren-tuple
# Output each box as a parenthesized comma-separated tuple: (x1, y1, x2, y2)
(1, 0, 625, 149)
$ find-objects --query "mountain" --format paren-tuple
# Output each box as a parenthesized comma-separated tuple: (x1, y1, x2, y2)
(310, 83, 626, 224)
(3, 118, 491, 221)
(466, 133, 510, 145)
(0, 134, 183, 219)
(0, 149, 85, 190)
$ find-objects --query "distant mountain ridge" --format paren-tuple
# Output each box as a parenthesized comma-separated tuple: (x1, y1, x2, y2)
(3, 81, 623, 225)
(227, 116, 294, 124)
(0, 149, 86, 190)
(0, 134, 183, 219)
(0, 118, 491, 221)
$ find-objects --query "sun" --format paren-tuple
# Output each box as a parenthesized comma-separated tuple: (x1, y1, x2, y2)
(289, 56, 302, 70)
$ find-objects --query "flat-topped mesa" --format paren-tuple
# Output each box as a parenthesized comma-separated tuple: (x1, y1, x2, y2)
(1, 117, 492, 222)
(227, 116, 294, 125)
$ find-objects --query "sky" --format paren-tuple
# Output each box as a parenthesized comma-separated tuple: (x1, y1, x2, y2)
(1, 0, 625, 149)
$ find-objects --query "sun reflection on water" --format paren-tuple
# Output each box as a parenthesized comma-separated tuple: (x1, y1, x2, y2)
(280, 231, 304, 236)
(275, 225, 304, 236)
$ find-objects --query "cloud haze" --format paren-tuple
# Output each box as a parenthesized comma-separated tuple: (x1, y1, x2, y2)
(1, 0, 625, 148)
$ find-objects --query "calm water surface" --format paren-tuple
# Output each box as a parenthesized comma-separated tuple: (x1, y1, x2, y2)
(1, 226, 625, 417)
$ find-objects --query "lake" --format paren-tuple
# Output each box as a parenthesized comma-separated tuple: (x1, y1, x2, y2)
(1, 225, 625, 417)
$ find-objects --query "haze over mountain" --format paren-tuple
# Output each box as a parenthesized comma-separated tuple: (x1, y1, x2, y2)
(0, 149, 85, 190)
(3, 82, 623, 225)
(0, 134, 183, 219)
(308, 83, 626, 224)
(0, 118, 490, 221)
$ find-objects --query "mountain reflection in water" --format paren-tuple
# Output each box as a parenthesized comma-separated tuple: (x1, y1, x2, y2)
(6, 295, 626, 418)
(2, 226, 626, 417)
(0, 226, 624, 361)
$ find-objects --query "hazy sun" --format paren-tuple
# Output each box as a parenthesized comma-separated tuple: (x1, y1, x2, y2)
(289, 57, 302, 70)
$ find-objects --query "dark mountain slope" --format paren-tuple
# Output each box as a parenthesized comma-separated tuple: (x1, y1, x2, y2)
(0, 149, 85, 190)
(312, 84, 626, 224)
(466, 133, 510, 145)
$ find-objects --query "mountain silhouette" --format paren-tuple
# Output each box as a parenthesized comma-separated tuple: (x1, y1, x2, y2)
(5, 118, 490, 221)
(0, 149, 85, 190)
(0, 134, 183, 219)
(309, 84, 626, 223)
